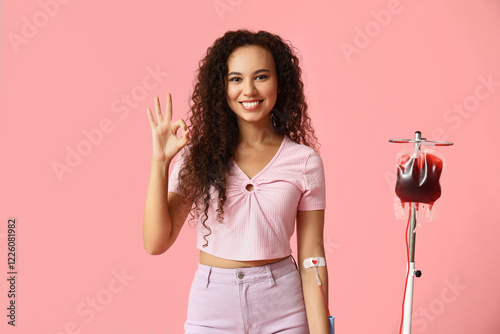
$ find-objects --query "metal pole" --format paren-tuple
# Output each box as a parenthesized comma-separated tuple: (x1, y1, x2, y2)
(403, 203, 417, 333)
(402, 131, 421, 334)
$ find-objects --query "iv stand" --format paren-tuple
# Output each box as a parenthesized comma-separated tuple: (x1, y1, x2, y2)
(388, 131, 453, 334)
(402, 132, 421, 334)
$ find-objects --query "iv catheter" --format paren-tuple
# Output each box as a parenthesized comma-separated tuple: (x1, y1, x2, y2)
(303, 257, 334, 334)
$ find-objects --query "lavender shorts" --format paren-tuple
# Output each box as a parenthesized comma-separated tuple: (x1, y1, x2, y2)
(184, 255, 310, 334)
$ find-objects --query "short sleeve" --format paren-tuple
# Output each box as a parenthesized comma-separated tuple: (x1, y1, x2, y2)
(298, 150, 326, 211)
(168, 145, 190, 196)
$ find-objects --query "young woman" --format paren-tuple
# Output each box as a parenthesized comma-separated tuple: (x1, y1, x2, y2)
(143, 29, 329, 333)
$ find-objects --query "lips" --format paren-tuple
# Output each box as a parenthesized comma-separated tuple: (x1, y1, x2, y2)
(240, 100, 263, 110)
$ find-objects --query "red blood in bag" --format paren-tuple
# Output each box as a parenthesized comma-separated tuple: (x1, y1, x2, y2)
(395, 151, 443, 205)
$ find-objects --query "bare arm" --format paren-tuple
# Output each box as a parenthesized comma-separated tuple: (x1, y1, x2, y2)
(142, 93, 191, 255)
(142, 160, 192, 254)
(297, 209, 330, 334)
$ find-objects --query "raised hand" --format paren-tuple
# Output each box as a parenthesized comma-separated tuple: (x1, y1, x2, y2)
(146, 93, 190, 163)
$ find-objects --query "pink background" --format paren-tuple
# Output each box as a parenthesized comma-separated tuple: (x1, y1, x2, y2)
(1, 0, 499, 333)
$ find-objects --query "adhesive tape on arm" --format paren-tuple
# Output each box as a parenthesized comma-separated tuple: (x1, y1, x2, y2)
(303, 257, 326, 268)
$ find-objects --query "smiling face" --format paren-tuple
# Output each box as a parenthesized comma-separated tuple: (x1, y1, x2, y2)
(225, 45, 279, 128)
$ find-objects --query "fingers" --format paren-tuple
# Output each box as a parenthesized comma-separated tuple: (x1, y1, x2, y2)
(175, 118, 188, 132)
(148, 93, 182, 133)
(172, 119, 190, 148)
(165, 92, 173, 122)
(146, 107, 157, 128)
(179, 130, 190, 149)
(154, 96, 164, 122)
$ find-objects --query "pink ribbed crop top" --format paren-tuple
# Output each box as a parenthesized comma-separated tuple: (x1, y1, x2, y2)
(168, 135, 326, 261)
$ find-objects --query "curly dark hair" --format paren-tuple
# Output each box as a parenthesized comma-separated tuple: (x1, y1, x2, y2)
(177, 29, 320, 248)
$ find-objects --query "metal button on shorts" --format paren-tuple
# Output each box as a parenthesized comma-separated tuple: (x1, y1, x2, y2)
(237, 272, 244, 279)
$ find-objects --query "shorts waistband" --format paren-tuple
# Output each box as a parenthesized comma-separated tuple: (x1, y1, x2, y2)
(196, 255, 298, 287)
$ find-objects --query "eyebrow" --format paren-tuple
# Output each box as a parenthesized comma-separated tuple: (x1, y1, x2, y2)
(227, 69, 270, 77)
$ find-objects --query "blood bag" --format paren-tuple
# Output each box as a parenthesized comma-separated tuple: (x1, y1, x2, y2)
(395, 149, 444, 206)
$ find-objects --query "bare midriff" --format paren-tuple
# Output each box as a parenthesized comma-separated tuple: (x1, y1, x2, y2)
(199, 250, 289, 269)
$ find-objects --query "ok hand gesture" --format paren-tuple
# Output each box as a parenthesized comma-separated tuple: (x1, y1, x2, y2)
(146, 93, 190, 163)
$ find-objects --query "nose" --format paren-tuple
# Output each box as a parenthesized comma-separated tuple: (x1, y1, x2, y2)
(242, 80, 257, 96)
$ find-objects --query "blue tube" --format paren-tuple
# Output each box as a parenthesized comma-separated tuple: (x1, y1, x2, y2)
(329, 316, 335, 334)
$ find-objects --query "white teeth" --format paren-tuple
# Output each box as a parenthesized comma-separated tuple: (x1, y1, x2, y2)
(242, 101, 261, 108)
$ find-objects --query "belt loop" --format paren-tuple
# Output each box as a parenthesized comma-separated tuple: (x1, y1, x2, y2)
(265, 264, 275, 287)
(206, 266, 212, 288)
